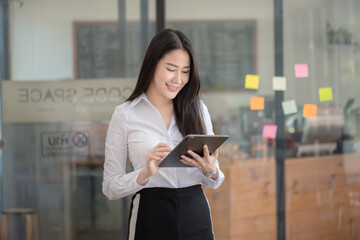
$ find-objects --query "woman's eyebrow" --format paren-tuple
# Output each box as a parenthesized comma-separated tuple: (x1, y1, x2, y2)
(165, 63, 191, 68)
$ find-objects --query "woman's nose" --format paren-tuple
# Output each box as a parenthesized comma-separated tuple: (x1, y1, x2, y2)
(172, 71, 181, 84)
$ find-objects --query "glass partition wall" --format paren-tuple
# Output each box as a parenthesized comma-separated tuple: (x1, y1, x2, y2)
(1, 0, 360, 240)
(165, 1, 277, 239)
(2, 1, 155, 239)
(283, 0, 360, 239)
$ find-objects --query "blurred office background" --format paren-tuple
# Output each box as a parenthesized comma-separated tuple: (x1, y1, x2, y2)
(1, 0, 360, 239)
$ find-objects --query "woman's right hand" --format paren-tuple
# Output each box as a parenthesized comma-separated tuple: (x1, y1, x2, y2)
(137, 142, 172, 185)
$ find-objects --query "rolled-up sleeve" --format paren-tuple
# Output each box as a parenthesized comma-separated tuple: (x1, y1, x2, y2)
(102, 105, 149, 200)
(199, 101, 225, 189)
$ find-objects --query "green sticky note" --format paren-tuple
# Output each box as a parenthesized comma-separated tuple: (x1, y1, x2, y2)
(281, 100, 298, 115)
(245, 74, 259, 89)
(319, 87, 333, 102)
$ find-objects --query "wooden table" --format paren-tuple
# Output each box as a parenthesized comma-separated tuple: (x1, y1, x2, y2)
(204, 153, 360, 240)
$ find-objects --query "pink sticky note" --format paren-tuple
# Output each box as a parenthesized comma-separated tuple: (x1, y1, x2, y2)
(294, 64, 309, 78)
(262, 124, 277, 139)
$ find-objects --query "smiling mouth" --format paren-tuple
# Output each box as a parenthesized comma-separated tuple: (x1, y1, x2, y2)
(166, 83, 179, 92)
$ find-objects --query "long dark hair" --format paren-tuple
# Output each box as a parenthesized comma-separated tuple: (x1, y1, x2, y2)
(127, 28, 205, 136)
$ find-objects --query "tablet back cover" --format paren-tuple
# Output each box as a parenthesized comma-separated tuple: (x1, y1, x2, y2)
(159, 134, 228, 167)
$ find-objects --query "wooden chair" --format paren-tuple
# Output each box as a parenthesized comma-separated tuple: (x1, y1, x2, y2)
(0, 208, 38, 240)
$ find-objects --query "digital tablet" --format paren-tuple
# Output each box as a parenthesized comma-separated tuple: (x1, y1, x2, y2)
(159, 134, 229, 167)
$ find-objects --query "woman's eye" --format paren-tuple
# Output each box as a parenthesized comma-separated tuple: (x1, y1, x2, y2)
(166, 68, 175, 72)
(182, 70, 190, 74)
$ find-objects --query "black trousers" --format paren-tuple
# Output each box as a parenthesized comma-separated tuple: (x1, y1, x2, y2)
(127, 185, 214, 240)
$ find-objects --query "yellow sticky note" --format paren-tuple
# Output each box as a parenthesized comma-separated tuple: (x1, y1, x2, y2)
(245, 74, 259, 89)
(250, 97, 264, 110)
(303, 104, 317, 118)
(319, 87, 333, 102)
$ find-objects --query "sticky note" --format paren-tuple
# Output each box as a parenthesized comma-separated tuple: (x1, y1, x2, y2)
(303, 104, 317, 118)
(245, 74, 259, 89)
(262, 124, 277, 139)
(250, 97, 265, 110)
(281, 100, 298, 115)
(294, 64, 309, 78)
(273, 76, 287, 91)
(319, 87, 333, 102)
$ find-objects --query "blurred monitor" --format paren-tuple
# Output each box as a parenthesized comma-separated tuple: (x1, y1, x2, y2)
(286, 105, 344, 156)
(301, 106, 343, 144)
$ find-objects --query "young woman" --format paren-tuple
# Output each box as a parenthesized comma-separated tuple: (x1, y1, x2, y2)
(102, 29, 224, 240)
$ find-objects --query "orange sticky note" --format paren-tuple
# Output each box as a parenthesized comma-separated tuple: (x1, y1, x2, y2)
(294, 63, 309, 78)
(262, 124, 277, 139)
(245, 74, 260, 89)
(303, 104, 317, 118)
(250, 97, 265, 110)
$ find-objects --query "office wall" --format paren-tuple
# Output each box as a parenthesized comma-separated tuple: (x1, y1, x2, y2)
(9, 0, 156, 81)
(9, 0, 272, 86)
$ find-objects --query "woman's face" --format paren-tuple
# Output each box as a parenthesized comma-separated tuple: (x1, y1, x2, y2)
(147, 49, 191, 103)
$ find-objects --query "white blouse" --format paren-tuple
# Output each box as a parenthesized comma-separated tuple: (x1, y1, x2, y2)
(102, 93, 225, 200)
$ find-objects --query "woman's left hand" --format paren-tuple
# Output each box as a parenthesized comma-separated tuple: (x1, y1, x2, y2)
(180, 145, 218, 175)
